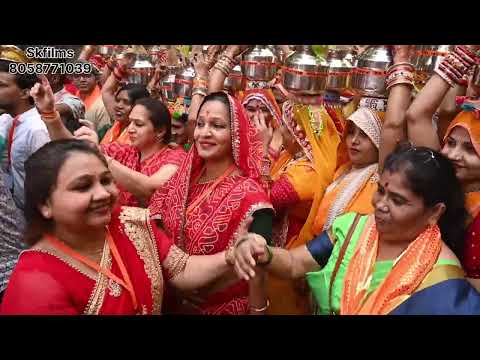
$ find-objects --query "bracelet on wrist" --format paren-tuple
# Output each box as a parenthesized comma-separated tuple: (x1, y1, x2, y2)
(250, 299, 270, 313)
(40, 110, 60, 120)
(224, 246, 235, 266)
(257, 245, 273, 267)
(235, 236, 249, 249)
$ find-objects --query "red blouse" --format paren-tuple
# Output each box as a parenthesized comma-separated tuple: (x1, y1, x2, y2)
(0, 207, 188, 315)
(101, 143, 186, 207)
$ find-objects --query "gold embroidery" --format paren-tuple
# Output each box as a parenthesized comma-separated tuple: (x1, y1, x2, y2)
(119, 206, 164, 314)
(27, 242, 112, 315)
(84, 240, 112, 315)
(108, 279, 122, 297)
(163, 245, 189, 279)
(24, 248, 97, 281)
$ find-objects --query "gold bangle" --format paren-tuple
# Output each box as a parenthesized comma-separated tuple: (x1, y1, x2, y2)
(224, 246, 235, 266)
(250, 299, 270, 313)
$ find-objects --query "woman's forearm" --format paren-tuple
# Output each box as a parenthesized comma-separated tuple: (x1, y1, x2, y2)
(379, 83, 412, 171)
(208, 67, 227, 93)
(78, 45, 97, 61)
(187, 93, 204, 127)
(108, 159, 178, 202)
(208, 48, 236, 94)
(101, 70, 121, 119)
(405, 75, 449, 150)
(257, 242, 320, 280)
(170, 251, 231, 291)
(436, 85, 465, 139)
(248, 270, 268, 315)
(44, 114, 74, 140)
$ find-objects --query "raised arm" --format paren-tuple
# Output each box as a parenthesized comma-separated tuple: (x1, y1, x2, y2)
(436, 84, 467, 140)
(78, 45, 97, 61)
(378, 45, 415, 171)
(208, 45, 248, 94)
(105, 156, 179, 204)
(405, 45, 479, 150)
(101, 53, 136, 119)
(187, 52, 211, 140)
(147, 62, 167, 101)
(30, 75, 74, 140)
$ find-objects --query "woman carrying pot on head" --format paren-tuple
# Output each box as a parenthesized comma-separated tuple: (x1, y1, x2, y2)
(234, 144, 480, 315)
(404, 45, 480, 221)
(310, 45, 417, 238)
(393, 45, 480, 285)
(0, 139, 254, 315)
(100, 53, 150, 144)
(208, 45, 343, 314)
(148, 92, 274, 315)
(32, 75, 186, 209)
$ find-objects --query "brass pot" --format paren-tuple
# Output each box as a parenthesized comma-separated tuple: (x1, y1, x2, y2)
(160, 66, 179, 102)
(412, 45, 454, 87)
(128, 53, 154, 86)
(351, 45, 392, 98)
(224, 64, 244, 92)
(281, 45, 328, 95)
(174, 64, 196, 97)
(241, 45, 278, 81)
(325, 48, 353, 92)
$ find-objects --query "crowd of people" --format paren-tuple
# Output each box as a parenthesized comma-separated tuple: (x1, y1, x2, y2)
(1, 44, 480, 315)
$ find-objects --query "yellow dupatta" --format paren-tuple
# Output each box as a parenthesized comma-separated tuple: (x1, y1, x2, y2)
(267, 102, 341, 315)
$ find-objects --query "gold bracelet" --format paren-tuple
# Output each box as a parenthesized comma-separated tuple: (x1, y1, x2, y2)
(224, 246, 235, 266)
(250, 299, 270, 313)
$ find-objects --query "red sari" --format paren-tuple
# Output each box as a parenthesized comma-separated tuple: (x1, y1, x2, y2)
(101, 143, 186, 207)
(0, 207, 189, 315)
(149, 94, 272, 315)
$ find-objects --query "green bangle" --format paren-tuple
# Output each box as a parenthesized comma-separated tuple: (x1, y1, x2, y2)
(234, 236, 249, 249)
(257, 245, 273, 267)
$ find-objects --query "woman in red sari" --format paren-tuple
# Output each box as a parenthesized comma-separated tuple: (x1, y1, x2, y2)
(149, 92, 274, 315)
(34, 75, 186, 209)
(99, 54, 147, 144)
(0, 140, 241, 315)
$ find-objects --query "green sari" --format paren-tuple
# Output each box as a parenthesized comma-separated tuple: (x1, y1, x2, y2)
(306, 213, 460, 315)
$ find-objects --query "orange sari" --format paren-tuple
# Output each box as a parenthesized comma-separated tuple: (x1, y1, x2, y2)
(100, 120, 131, 145)
(312, 107, 384, 235)
(444, 111, 480, 220)
(267, 101, 341, 315)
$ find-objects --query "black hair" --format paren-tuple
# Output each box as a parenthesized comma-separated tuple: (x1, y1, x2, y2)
(382, 143, 468, 257)
(197, 91, 231, 119)
(115, 84, 150, 105)
(174, 113, 189, 124)
(24, 139, 108, 245)
(0, 60, 39, 105)
(133, 98, 172, 143)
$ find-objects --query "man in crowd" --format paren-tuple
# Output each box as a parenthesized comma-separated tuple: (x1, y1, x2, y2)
(0, 53, 50, 211)
(71, 60, 112, 135)
(43, 58, 85, 134)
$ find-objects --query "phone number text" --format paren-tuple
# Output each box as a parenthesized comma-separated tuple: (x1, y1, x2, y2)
(8, 62, 92, 75)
